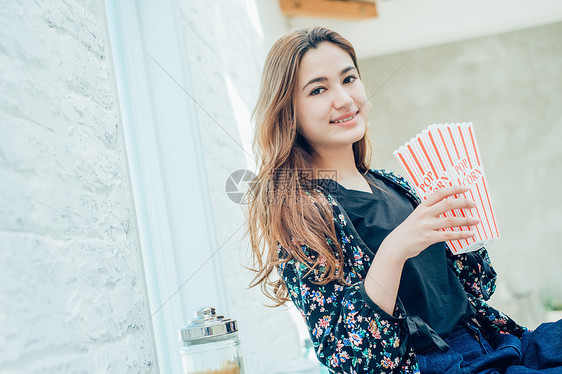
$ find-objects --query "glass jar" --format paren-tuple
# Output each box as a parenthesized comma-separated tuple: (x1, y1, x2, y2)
(178, 307, 245, 374)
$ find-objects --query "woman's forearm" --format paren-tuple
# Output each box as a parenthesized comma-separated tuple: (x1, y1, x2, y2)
(363, 243, 406, 316)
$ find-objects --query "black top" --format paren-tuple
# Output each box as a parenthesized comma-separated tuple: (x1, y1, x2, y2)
(314, 171, 473, 353)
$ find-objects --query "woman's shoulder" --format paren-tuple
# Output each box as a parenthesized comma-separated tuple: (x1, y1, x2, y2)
(366, 168, 422, 204)
(367, 167, 404, 182)
(367, 168, 413, 190)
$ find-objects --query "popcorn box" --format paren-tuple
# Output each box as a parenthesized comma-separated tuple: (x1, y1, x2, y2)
(394, 122, 499, 254)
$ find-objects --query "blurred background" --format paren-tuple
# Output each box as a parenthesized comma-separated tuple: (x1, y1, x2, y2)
(1, 0, 561, 373)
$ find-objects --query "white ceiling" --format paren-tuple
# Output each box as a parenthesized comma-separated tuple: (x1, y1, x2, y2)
(285, 0, 562, 59)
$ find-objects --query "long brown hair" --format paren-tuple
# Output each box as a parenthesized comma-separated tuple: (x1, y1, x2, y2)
(246, 27, 373, 305)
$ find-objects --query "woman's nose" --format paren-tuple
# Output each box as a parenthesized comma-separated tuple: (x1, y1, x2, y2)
(332, 85, 354, 109)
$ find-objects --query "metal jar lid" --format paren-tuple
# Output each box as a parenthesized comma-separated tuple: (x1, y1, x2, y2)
(179, 307, 238, 343)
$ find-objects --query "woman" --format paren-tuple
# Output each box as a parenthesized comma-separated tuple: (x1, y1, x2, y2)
(246, 27, 562, 373)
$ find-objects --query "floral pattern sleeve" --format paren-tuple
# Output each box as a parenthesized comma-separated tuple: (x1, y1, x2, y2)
(278, 245, 419, 374)
(445, 246, 530, 336)
(446, 247, 497, 300)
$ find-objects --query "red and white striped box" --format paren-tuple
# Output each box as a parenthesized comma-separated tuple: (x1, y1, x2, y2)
(393, 122, 500, 255)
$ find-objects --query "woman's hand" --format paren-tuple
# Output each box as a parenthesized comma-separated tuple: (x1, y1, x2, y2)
(380, 185, 479, 262)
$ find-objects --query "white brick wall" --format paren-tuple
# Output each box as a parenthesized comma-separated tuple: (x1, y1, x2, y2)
(0, 1, 155, 372)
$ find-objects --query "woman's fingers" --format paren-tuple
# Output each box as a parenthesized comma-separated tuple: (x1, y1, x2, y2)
(424, 185, 470, 207)
(433, 216, 480, 230)
(431, 197, 476, 216)
(389, 185, 481, 260)
(437, 229, 476, 242)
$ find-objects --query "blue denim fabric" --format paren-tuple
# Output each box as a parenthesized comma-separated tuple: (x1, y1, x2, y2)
(505, 320, 562, 374)
(417, 319, 562, 374)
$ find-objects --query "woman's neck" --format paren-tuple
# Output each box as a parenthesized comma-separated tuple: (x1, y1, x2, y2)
(313, 145, 364, 182)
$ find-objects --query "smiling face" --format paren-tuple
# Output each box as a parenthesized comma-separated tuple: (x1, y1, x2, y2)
(294, 42, 369, 153)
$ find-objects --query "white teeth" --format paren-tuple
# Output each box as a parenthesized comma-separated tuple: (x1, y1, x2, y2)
(331, 113, 356, 124)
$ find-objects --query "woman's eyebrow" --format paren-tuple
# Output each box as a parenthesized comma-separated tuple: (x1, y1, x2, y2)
(302, 66, 357, 92)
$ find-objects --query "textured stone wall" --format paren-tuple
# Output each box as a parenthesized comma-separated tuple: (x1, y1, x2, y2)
(0, 1, 155, 372)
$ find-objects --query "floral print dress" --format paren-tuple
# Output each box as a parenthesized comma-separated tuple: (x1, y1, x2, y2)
(277, 169, 527, 374)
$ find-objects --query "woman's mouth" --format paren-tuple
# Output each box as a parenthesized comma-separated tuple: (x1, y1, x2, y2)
(330, 111, 359, 125)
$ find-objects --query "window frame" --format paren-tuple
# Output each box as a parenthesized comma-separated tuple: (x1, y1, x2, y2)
(103, 1, 227, 372)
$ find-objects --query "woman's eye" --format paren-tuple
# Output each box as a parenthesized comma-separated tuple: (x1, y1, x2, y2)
(344, 75, 357, 84)
(310, 87, 326, 96)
